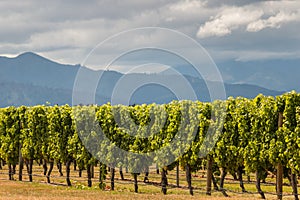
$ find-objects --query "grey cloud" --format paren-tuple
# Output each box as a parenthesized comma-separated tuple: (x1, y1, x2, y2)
(0, 0, 299, 65)
(204, 0, 264, 8)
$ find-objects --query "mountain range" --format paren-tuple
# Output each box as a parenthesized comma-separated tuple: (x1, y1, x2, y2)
(162, 59, 300, 93)
(0, 52, 287, 107)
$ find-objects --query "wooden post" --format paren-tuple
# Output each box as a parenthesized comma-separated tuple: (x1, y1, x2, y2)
(73, 159, 77, 171)
(87, 164, 92, 187)
(276, 163, 283, 200)
(186, 164, 193, 196)
(278, 112, 283, 130)
(277, 112, 283, 200)
(8, 164, 12, 180)
(91, 165, 94, 179)
(176, 163, 180, 187)
(133, 173, 138, 193)
(28, 159, 33, 182)
(206, 156, 213, 195)
(111, 168, 115, 190)
(156, 164, 160, 174)
(18, 144, 23, 181)
(79, 169, 82, 177)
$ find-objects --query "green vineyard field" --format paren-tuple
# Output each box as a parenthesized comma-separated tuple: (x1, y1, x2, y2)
(0, 91, 300, 199)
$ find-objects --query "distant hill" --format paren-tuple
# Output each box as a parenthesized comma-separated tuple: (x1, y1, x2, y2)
(161, 59, 300, 92)
(0, 52, 284, 107)
(218, 59, 300, 92)
(0, 52, 79, 90)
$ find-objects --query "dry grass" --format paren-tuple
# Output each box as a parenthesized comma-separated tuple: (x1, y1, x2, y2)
(0, 163, 297, 200)
(0, 180, 261, 200)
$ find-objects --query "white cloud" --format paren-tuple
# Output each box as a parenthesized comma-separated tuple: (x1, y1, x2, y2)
(197, 1, 300, 38)
(169, 0, 206, 12)
(247, 11, 300, 32)
(197, 6, 263, 38)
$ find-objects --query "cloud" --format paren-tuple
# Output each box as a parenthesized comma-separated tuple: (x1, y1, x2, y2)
(169, 0, 205, 12)
(197, 6, 263, 38)
(204, 0, 262, 8)
(0, 0, 213, 62)
(197, 1, 300, 38)
(0, 0, 300, 67)
(247, 11, 300, 32)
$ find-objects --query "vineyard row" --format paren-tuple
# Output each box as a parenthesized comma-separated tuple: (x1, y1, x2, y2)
(0, 91, 300, 199)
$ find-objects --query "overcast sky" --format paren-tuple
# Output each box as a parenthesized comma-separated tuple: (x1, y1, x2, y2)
(1, 0, 300, 72)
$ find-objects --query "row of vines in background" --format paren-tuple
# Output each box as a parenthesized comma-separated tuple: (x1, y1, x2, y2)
(0, 91, 300, 199)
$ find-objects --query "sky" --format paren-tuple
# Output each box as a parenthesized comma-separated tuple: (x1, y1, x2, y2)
(0, 0, 300, 72)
